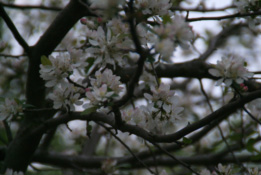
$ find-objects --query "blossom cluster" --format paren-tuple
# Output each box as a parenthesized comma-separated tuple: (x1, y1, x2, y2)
(39, 49, 87, 111)
(49, 83, 83, 111)
(153, 15, 194, 62)
(208, 55, 253, 86)
(0, 98, 22, 121)
(40, 49, 87, 87)
(83, 69, 123, 113)
(85, 24, 133, 69)
(123, 83, 183, 134)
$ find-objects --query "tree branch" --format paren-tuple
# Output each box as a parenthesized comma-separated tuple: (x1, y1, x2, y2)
(31, 89, 261, 145)
(187, 12, 261, 22)
(0, 4, 30, 53)
(0, 2, 62, 11)
(2, 0, 95, 173)
(31, 151, 261, 170)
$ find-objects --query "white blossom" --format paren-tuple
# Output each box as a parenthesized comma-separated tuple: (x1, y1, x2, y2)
(154, 38, 175, 61)
(143, 83, 183, 133)
(122, 108, 146, 126)
(159, 170, 168, 175)
(153, 15, 194, 61)
(83, 69, 122, 111)
(40, 54, 71, 87)
(199, 169, 212, 175)
(40, 49, 87, 88)
(5, 169, 24, 175)
(216, 163, 232, 175)
(49, 84, 83, 111)
(86, 26, 133, 68)
(248, 167, 261, 175)
(101, 159, 117, 174)
(0, 98, 22, 121)
(68, 49, 88, 69)
(209, 55, 253, 86)
(90, 69, 122, 93)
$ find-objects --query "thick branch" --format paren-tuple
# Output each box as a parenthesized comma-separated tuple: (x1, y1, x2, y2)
(3, 0, 93, 173)
(155, 59, 215, 79)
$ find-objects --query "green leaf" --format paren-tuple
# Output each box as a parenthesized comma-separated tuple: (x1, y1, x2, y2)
(81, 107, 97, 115)
(85, 57, 95, 73)
(41, 55, 52, 66)
(251, 154, 261, 161)
(229, 133, 242, 141)
(147, 55, 155, 63)
(87, 123, 93, 133)
(0, 97, 5, 102)
(22, 103, 35, 108)
(183, 137, 192, 144)
(162, 15, 172, 24)
(246, 138, 256, 152)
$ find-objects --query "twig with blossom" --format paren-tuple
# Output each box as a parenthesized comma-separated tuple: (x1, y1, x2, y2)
(114, 0, 148, 108)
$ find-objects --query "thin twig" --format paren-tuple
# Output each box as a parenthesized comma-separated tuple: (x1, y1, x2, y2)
(199, 79, 213, 112)
(232, 85, 261, 125)
(113, 0, 148, 108)
(0, 53, 26, 58)
(200, 80, 247, 171)
(0, 2, 62, 11)
(243, 106, 261, 125)
(0, 4, 30, 53)
(145, 141, 159, 174)
(171, 5, 235, 12)
(3, 120, 12, 143)
(187, 11, 261, 22)
(67, 77, 86, 89)
(97, 122, 156, 175)
(152, 142, 199, 175)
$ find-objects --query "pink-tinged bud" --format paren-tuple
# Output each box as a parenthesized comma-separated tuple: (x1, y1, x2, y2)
(243, 86, 248, 91)
(80, 18, 87, 25)
(85, 88, 91, 92)
(97, 17, 103, 23)
(240, 83, 245, 88)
